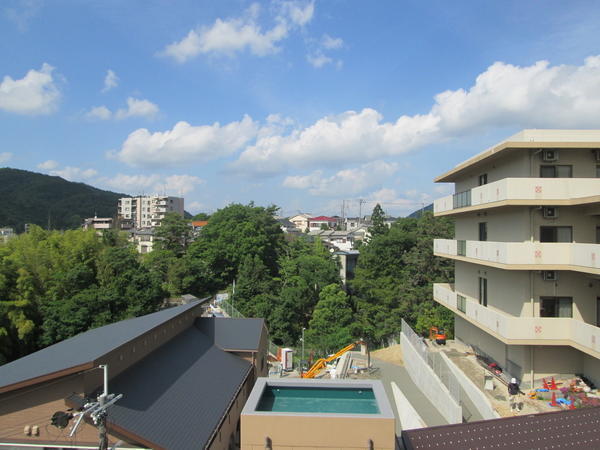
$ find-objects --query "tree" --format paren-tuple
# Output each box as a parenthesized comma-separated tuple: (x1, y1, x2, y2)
(192, 212, 210, 221)
(306, 284, 353, 355)
(154, 213, 192, 255)
(187, 203, 284, 289)
(369, 203, 388, 238)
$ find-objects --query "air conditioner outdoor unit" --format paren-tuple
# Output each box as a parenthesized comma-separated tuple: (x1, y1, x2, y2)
(542, 270, 558, 281)
(543, 206, 559, 219)
(542, 149, 559, 162)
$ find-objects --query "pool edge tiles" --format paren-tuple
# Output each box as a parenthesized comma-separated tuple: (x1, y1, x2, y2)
(241, 378, 396, 450)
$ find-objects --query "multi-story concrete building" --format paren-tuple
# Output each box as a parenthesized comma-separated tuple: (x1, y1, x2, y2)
(433, 130, 600, 388)
(117, 195, 184, 229)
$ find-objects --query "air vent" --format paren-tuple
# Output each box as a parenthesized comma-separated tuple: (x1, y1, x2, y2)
(543, 207, 558, 219)
(542, 149, 559, 162)
(542, 270, 558, 281)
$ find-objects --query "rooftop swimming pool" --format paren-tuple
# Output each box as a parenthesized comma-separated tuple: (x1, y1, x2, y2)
(256, 386, 379, 414)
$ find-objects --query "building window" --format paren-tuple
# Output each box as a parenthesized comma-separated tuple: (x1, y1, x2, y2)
(540, 226, 572, 243)
(540, 297, 572, 318)
(540, 165, 572, 178)
(453, 190, 472, 209)
(478, 173, 488, 186)
(457, 294, 467, 313)
(478, 222, 487, 241)
(596, 165, 600, 178)
(457, 240, 467, 256)
(478, 277, 487, 307)
(596, 226, 600, 244)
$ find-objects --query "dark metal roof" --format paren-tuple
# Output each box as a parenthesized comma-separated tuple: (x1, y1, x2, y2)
(106, 325, 252, 450)
(195, 317, 265, 351)
(402, 406, 600, 450)
(0, 302, 202, 391)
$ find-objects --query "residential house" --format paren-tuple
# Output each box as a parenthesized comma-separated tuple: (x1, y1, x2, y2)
(308, 216, 339, 231)
(82, 216, 113, 231)
(0, 299, 269, 449)
(288, 213, 312, 232)
(0, 227, 15, 243)
(433, 129, 600, 387)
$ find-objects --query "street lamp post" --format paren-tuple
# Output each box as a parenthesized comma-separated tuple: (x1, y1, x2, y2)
(301, 327, 306, 376)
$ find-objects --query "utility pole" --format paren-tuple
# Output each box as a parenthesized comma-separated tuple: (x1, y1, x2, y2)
(358, 199, 366, 226)
(301, 327, 306, 376)
(69, 365, 122, 449)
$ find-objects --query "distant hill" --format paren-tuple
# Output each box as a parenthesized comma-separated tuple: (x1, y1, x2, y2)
(0, 168, 127, 232)
(407, 203, 433, 218)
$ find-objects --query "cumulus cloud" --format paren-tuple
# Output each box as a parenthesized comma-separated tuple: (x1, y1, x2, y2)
(85, 98, 158, 121)
(0, 152, 12, 165)
(101, 173, 204, 196)
(0, 63, 60, 115)
(112, 115, 258, 168)
(49, 166, 98, 182)
(115, 97, 159, 120)
(234, 56, 600, 174)
(160, 1, 313, 62)
(37, 159, 58, 170)
(85, 105, 112, 120)
(283, 161, 397, 196)
(101, 69, 118, 93)
(307, 33, 343, 68)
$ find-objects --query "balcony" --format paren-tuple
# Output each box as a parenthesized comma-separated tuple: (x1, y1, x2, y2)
(434, 239, 600, 275)
(434, 178, 600, 215)
(433, 283, 600, 358)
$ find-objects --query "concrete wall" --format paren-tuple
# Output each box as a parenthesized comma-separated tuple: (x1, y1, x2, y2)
(454, 207, 532, 242)
(241, 414, 395, 450)
(583, 354, 600, 388)
(455, 151, 531, 192)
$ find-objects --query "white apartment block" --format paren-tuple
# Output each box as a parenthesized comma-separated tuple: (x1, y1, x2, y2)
(117, 195, 184, 229)
(433, 130, 600, 388)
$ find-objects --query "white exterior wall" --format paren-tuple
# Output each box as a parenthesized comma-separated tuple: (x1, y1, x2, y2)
(454, 151, 531, 192)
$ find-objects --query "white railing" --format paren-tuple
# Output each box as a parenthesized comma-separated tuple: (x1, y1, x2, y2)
(433, 283, 600, 356)
(434, 178, 600, 214)
(434, 239, 600, 271)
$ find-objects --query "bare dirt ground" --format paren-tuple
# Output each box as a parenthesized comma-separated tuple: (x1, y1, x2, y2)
(371, 344, 404, 366)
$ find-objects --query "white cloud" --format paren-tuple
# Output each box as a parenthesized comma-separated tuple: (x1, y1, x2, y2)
(85, 98, 158, 121)
(307, 51, 333, 68)
(283, 0, 314, 26)
(322, 34, 343, 49)
(188, 201, 205, 214)
(0, 152, 12, 165)
(0, 63, 60, 115)
(112, 115, 259, 168)
(283, 161, 397, 196)
(234, 56, 600, 174)
(159, 1, 314, 62)
(37, 159, 58, 170)
(161, 174, 205, 195)
(101, 69, 118, 93)
(100, 173, 204, 196)
(49, 166, 98, 182)
(86, 105, 112, 120)
(115, 97, 159, 120)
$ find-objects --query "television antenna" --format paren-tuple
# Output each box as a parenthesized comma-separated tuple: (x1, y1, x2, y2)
(69, 365, 122, 450)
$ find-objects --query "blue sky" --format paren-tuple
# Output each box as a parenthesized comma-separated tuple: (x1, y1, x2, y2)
(2, 0, 600, 217)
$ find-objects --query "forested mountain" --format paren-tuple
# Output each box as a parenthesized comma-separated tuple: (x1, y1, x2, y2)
(0, 168, 126, 232)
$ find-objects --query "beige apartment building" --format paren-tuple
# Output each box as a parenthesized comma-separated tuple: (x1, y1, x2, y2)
(118, 195, 184, 229)
(433, 130, 600, 388)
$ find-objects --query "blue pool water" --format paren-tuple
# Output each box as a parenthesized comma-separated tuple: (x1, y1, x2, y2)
(256, 386, 379, 414)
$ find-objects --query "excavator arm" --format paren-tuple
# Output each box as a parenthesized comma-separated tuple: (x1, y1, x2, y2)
(301, 340, 365, 378)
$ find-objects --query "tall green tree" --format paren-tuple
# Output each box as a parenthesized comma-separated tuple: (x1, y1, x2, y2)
(369, 203, 388, 238)
(154, 212, 192, 255)
(306, 284, 353, 355)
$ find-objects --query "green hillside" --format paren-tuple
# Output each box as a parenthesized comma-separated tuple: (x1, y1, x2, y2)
(0, 168, 127, 232)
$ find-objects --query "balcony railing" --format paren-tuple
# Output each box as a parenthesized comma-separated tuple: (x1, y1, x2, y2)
(434, 178, 600, 214)
(434, 239, 600, 273)
(433, 283, 600, 357)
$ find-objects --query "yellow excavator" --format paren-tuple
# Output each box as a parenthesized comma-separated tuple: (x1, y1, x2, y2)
(301, 340, 366, 378)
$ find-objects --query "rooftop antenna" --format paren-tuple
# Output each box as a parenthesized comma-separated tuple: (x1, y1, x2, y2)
(69, 364, 122, 450)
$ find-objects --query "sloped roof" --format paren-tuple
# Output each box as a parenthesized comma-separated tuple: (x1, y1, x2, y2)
(196, 317, 265, 351)
(106, 324, 252, 450)
(0, 302, 204, 393)
(402, 406, 600, 450)
(310, 216, 337, 221)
